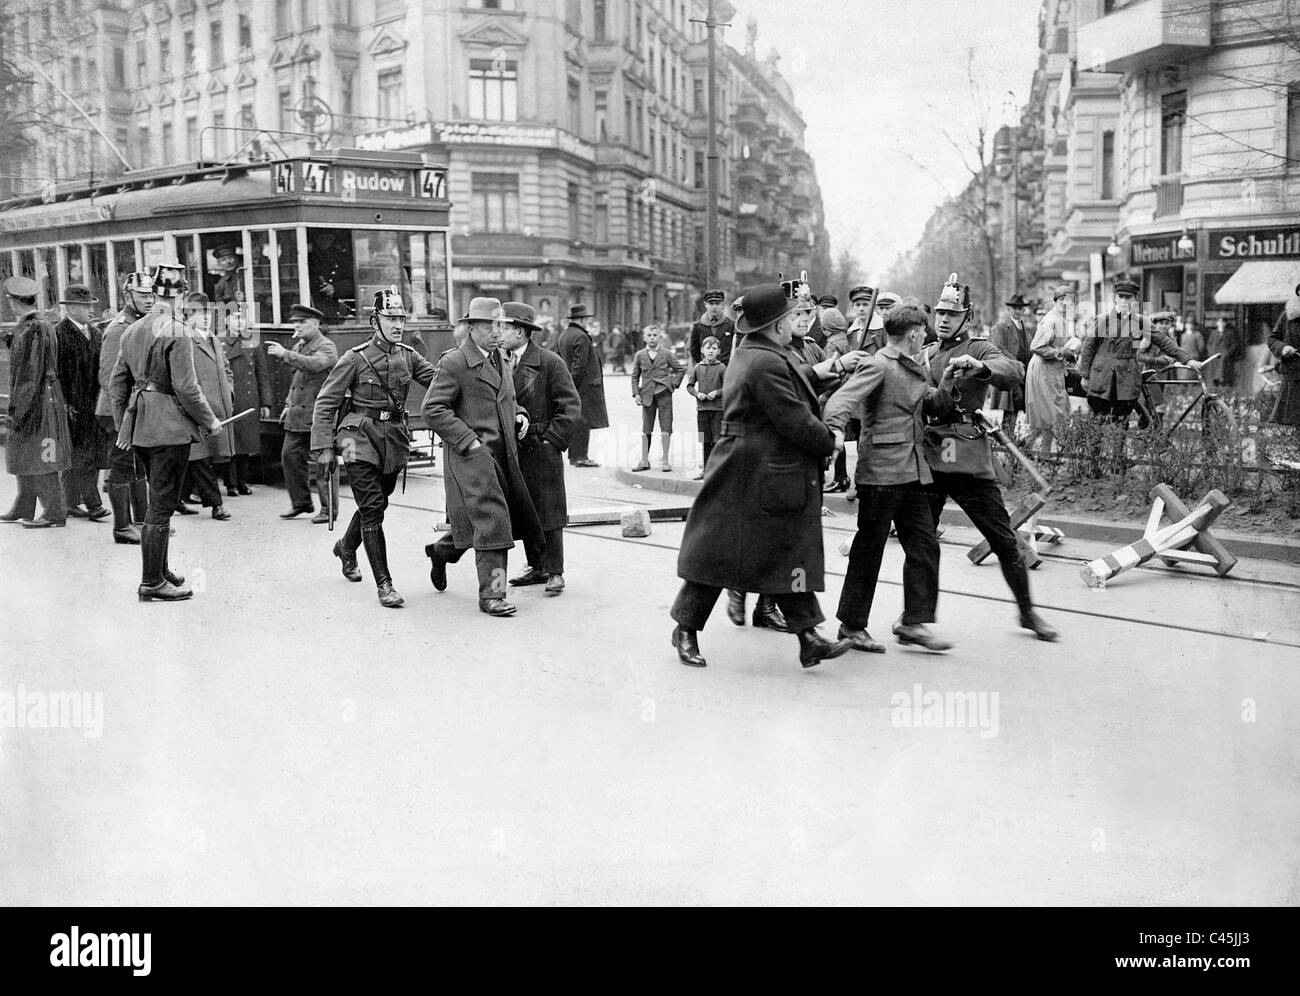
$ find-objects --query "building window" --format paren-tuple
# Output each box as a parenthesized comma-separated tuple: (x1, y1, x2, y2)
(595, 199, 609, 243)
(241, 103, 256, 129)
(276, 0, 292, 35)
(567, 77, 581, 134)
(694, 150, 703, 189)
(186, 116, 197, 159)
(239, 14, 253, 52)
(279, 86, 293, 133)
(1287, 83, 1300, 165)
(212, 110, 225, 156)
(338, 0, 353, 24)
(299, 0, 316, 28)
(1160, 90, 1186, 176)
(472, 0, 515, 8)
(376, 0, 407, 18)
(183, 29, 195, 71)
(469, 59, 517, 121)
(137, 123, 151, 162)
(342, 72, 355, 118)
(377, 68, 404, 121)
(159, 36, 171, 75)
(112, 47, 126, 87)
(209, 21, 223, 66)
(693, 77, 703, 113)
(162, 122, 174, 162)
(1101, 130, 1115, 199)
(135, 39, 146, 81)
(624, 98, 633, 145)
(471, 173, 521, 232)
(568, 182, 581, 240)
(594, 0, 607, 39)
(595, 90, 608, 140)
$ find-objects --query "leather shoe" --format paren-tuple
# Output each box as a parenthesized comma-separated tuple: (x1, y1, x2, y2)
(333, 540, 362, 582)
(752, 596, 788, 632)
(226, 487, 239, 498)
(211, 506, 231, 521)
(235, 484, 252, 496)
(1020, 609, 1059, 642)
(310, 509, 330, 524)
(280, 505, 314, 519)
(822, 477, 850, 494)
(544, 574, 565, 595)
(376, 581, 404, 608)
(838, 625, 886, 653)
(671, 625, 707, 667)
(86, 506, 110, 521)
(797, 628, 853, 668)
(138, 579, 192, 602)
(571, 458, 600, 468)
(726, 589, 746, 626)
(67, 505, 89, 518)
(892, 621, 954, 652)
(509, 566, 549, 586)
(479, 598, 517, 617)
(0, 508, 26, 523)
(176, 503, 198, 515)
(20, 517, 66, 528)
(425, 543, 447, 591)
(630, 462, 651, 472)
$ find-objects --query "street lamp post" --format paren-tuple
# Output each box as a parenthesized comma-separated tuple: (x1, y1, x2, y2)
(692, 0, 730, 290)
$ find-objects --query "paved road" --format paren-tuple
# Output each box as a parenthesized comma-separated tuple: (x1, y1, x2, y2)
(1, 451, 1296, 905)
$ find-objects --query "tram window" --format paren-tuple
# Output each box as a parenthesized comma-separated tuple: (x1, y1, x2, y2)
(354, 230, 411, 320)
(87, 243, 111, 319)
(425, 231, 449, 319)
(408, 233, 429, 317)
(111, 240, 137, 297)
(174, 235, 201, 297)
(63, 244, 85, 288)
(35, 247, 55, 308)
(305, 228, 356, 323)
(18, 250, 35, 280)
(201, 234, 245, 307)
(275, 227, 301, 317)
(141, 239, 165, 271)
(248, 230, 274, 325)
(0, 254, 13, 312)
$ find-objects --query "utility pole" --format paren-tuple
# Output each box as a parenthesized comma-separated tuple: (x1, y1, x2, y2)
(692, 0, 730, 290)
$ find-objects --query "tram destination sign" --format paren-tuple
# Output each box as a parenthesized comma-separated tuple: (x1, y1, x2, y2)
(0, 203, 112, 232)
(272, 160, 447, 201)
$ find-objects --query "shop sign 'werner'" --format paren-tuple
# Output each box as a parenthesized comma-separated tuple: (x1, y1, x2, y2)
(272, 160, 447, 200)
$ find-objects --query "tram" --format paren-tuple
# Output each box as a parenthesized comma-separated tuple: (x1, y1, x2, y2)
(0, 148, 453, 453)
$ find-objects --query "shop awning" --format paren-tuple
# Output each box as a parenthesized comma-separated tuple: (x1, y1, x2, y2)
(1214, 260, 1300, 304)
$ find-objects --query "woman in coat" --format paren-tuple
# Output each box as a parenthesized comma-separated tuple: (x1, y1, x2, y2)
(1267, 289, 1300, 429)
(182, 292, 235, 519)
(1025, 284, 1077, 448)
(220, 310, 273, 496)
(670, 283, 854, 671)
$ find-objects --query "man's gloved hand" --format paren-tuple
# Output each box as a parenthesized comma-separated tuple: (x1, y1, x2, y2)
(314, 449, 335, 471)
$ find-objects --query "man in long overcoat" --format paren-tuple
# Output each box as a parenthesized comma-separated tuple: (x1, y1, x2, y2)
(2, 276, 71, 527)
(670, 283, 854, 670)
(422, 297, 543, 617)
(500, 301, 580, 596)
(184, 292, 235, 520)
(556, 303, 609, 467)
(54, 283, 110, 520)
(221, 307, 273, 496)
(989, 294, 1033, 418)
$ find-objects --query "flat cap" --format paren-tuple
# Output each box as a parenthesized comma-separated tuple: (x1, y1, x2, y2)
(3, 275, 39, 299)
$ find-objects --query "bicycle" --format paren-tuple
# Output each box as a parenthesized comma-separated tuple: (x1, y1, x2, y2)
(1137, 351, 1239, 446)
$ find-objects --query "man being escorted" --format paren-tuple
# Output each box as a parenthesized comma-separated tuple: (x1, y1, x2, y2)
(826, 303, 959, 653)
(500, 302, 581, 596)
(110, 263, 221, 600)
(312, 287, 436, 608)
(422, 297, 544, 617)
(55, 284, 111, 521)
(670, 284, 854, 670)
(269, 304, 338, 521)
(2, 277, 72, 528)
(921, 274, 1058, 642)
(95, 271, 155, 543)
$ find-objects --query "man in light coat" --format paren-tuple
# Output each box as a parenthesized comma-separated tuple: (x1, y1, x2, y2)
(268, 303, 337, 520)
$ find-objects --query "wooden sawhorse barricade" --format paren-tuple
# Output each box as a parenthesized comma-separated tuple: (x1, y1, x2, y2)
(967, 492, 1062, 569)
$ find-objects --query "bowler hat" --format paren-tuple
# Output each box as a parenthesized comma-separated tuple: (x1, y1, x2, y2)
(1051, 283, 1075, 300)
(567, 303, 593, 321)
(848, 285, 874, 303)
(1113, 277, 1140, 296)
(734, 283, 797, 335)
(701, 289, 725, 304)
(289, 303, 323, 320)
(816, 294, 838, 308)
(60, 284, 98, 305)
(501, 301, 540, 331)
(1005, 293, 1029, 308)
(3, 275, 39, 299)
(464, 296, 503, 322)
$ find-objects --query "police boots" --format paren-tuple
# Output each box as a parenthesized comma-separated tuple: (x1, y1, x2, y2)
(108, 484, 140, 544)
(138, 524, 192, 602)
(752, 594, 789, 632)
(726, 589, 746, 626)
(333, 540, 363, 582)
(362, 526, 404, 608)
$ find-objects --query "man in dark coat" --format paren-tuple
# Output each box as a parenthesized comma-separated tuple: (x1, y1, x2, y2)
(269, 304, 338, 520)
(556, 303, 609, 467)
(422, 297, 544, 617)
(54, 284, 110, 521)
(220, 307, 273, 496)
(312, 287, 436, 608)
(500, 301, 581, 595)
(95, 270, 154, 543)
(921, 274, 1058, 642)
(989, 294, 1033, 418)
(109, 263, 221, 600)
(1267, 285, 1300, 428)
(688, 289, 737, 365)
(670, 283, 854, 670)
(2, 276, 71, 527)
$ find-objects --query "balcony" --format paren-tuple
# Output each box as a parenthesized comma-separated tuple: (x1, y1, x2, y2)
(735, 157, 764, 185)
(734, 98, 765, 133)
(1155, 175, 1184, 218)
(1077, 0, 1211, 74)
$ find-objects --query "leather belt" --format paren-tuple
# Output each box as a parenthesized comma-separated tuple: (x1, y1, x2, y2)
(142, 383, 175, 397)
(351, 401, 400, 421)
(930, 413, 974, 426)
(720, 420, 747, 436)
(526, 419, 551, 437)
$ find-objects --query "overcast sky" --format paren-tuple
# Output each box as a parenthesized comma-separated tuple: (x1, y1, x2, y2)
(728, 0, 1042, 282)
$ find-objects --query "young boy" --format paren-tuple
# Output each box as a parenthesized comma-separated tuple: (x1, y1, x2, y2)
(686, 335, 725, 480)
(631, 324, 685, 471)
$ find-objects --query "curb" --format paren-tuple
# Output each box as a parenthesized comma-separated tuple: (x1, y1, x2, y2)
(614, 469, 1300, 565)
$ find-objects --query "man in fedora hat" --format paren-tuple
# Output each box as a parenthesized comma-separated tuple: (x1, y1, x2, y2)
(95, 270, 155, 543)
(269, 302, 338, 520)
(1079, 275, 1199, 420)
(422, 296, 544, 617)
(110, 263, 222, 600)
(989, 292, 1034, 421)
(556, 303, 609, 467)
(1, 275, 72, 528)
(670, 282, 856, 670)
(312, 287, 436, 608)
(688, 289, 736, 365)
(499, 301, 581, 595)
(54, 283, 111, 521)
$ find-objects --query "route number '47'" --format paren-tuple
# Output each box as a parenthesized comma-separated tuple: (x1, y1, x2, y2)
(419, 168, 447, 200)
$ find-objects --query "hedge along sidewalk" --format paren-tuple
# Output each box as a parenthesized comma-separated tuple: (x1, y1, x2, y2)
(613, 468, 1300, 567)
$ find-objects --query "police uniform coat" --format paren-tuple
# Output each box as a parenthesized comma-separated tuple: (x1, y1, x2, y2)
(224, 337, 273, 455)
(95, 307, 141, 419)
(311, 337, 436, 474)
(676, 334, 836, 594)
(5, 311, 72, 476)
(280, 332, 338, 433)
(1078, 310, 1188, 402)
(510, 339, 581, 531)
(1267, 304, 1300, 427)
(421, 339, 543, 552)
(109, 313, 217, 448)
(54, 316, 109, 469)
(190, 330, 235, 461)
(921, 329, 1022, 480)
(989, 315, 1032, 411)
(557, 321, 610, 428)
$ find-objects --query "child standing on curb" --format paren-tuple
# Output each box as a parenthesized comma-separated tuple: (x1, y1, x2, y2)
(686, 335, 725, 480)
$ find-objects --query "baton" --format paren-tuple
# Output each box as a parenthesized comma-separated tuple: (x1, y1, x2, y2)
(214, 408, 257, 429)
(970, 409, 1051, 494)
(328, 459, 340, 531)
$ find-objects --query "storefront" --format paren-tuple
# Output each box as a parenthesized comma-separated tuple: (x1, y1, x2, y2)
(1128, 233, 1197, 318)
